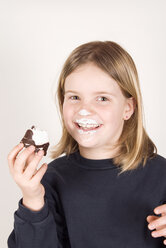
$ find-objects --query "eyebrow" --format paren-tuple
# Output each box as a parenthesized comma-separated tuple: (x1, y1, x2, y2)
(64, 90, 115, 96)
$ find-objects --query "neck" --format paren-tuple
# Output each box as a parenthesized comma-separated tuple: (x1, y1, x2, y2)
(78, 146, 120, 160)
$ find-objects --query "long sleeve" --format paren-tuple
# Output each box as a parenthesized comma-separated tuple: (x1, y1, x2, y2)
(7, 179, 71, 248)
(9, 152, 166, 248)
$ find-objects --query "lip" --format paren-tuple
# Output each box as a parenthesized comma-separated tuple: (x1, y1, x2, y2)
(74, 122, 103, 132)
(75, 118, 103, 126)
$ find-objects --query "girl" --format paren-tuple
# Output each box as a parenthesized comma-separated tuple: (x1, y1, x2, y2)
(8, 41, 166, 247)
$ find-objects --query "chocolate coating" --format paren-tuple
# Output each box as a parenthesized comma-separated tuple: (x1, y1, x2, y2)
(20, 126, 49, 156)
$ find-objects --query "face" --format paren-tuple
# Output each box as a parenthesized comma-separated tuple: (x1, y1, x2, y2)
(62, 63, 134, 159)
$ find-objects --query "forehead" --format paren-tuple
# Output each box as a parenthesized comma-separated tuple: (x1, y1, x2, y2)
(64, 63, 122, 95)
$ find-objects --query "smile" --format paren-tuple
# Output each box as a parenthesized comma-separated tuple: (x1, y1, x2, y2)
(73, 118, 103, 135)
(74, 122, 103, 134)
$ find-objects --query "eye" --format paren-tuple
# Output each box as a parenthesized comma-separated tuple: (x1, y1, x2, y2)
(70, 96, 79, 100)
(97, 96, 109, 102)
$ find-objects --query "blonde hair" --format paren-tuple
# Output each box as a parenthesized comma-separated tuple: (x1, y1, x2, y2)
(51, 41, 157, 173)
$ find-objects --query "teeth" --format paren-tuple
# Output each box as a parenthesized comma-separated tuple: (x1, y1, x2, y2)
(75, 119, 102, 128)
(78, 123, 99, 128)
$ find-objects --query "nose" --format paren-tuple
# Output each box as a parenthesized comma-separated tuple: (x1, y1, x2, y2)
(78, 109, 92, 116)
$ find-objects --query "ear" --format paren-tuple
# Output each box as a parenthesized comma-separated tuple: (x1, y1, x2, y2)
(123, 97, 135, 120)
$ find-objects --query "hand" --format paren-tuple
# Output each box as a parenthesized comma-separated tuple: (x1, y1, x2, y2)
(7, 143, 48, 211)
(147, 204, 166, 245)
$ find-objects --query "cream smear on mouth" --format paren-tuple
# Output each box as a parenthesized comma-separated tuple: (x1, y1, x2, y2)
(75, 118, 100, 125)
(77, 129, 97, 135)
(75, 118, 102, 135)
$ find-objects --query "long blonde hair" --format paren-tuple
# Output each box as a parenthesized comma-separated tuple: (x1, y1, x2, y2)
(51, 41, 157, 173)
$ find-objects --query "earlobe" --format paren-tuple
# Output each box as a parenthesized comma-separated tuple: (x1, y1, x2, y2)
(124, 97, 135, 120)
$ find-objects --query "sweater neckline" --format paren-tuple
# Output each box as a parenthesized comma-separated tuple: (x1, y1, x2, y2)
(70, 150, 118, 170)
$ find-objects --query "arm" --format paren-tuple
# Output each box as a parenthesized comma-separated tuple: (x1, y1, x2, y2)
(7, 143, 70, 248)
(8, 199, 70, 248)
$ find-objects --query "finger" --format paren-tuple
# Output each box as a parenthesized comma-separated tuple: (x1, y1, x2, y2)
(23, 150, 44, 179)
(31, 163, 48, 184)
(148, 215, 166, 230)
(164, 239, 166, 245)
(24, 152, 36, 171)
(154, 204, 166, 215)
(151, 227, 166, 238)
(14, 145, 36, 174)
(147, 215, 158, 224)
(7, 143, 24, 173)
(26, 152, 36, 165)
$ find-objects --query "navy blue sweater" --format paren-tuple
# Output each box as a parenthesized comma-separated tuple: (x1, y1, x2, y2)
(8, 151, 166, 247)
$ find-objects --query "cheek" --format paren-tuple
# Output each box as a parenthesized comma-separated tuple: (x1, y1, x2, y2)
(63, 104, 69, 121)
(62, 102, 74, 124)
(101, 106, 124, 124)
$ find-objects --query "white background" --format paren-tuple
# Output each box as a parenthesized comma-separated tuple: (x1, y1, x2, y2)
(0, 0, 166, 247)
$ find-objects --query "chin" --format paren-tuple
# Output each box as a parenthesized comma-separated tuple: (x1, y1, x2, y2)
(77, 138, 99, 148)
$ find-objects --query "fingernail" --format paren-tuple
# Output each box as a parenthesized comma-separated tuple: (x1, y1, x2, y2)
(154, 209, 159, 214)
(28, 145, 35, 151)
(149, 224, 155, 230)
(152, 231, 157, 237)
(38, 150, 44, 156)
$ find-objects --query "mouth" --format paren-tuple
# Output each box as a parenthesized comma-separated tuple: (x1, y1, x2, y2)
(74, 122, 103, 132)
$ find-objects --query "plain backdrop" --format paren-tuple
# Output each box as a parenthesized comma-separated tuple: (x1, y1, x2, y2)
(0, 0, 166, 247)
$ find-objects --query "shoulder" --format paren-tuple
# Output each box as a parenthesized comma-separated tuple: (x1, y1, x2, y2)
(143, 153, 166, 175)
(42, 153, 72, 186)
(47, 153, 70, 170)
(147, 154, 166, 167)
(45, 153, 72, 177)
